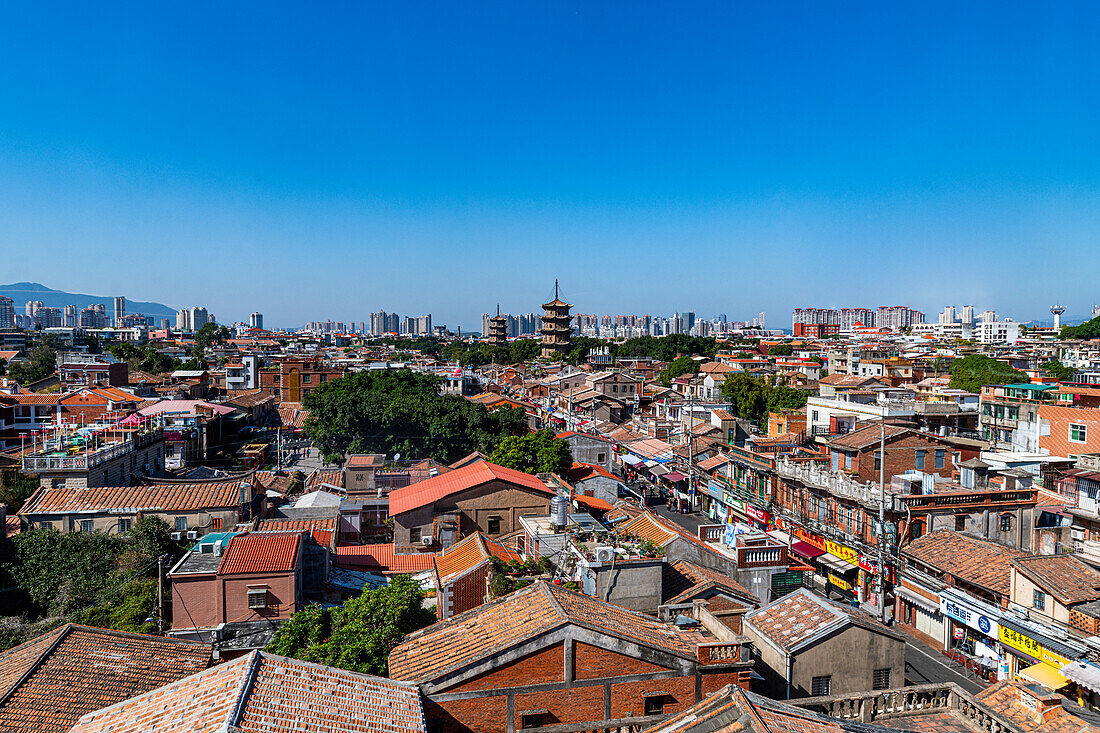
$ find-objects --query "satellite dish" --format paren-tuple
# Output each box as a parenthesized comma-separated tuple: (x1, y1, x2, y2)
(394, 453, 401, 461)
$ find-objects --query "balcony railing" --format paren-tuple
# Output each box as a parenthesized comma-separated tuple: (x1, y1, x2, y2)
(793, 683, 1025, 733)
(23, 427, 163, 472)
(736, 544, 788, 568)
(775, 456, 895, 512)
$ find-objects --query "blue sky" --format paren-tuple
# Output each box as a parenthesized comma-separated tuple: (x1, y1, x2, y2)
(0, 2, 1097, 329)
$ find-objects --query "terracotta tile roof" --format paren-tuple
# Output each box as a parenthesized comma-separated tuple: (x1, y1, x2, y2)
(434, 532, 522, 586)
(449, 451, 489, 469)
(255, 517, 337, 548)
(745, 588, 904, 654)
(1012, 555, 1100, 606)
(663, 560, 759, 606)
(826, 423, 913, 451)
(389, 581, 702, 684)
(275, 402, 310, 429)
(8, 394, 62, 405)
(70, 651, 426, 733)
(566, 462, 618, 483)
(334, 544, 437, 574)
(20, 479, 252, 516)
(698, 454, 731, 471)
(388, 461, 554, 516)
(0, 624, 210, 733)
(619, 510, 710, 551)
(346, 454, 385, 469)
(973, 680, 1093, 733)
(573, 493, 614, 512)
(903, 530, 1026, 597)
(306, 468, 343, 491)
(218, 531, 304, 575)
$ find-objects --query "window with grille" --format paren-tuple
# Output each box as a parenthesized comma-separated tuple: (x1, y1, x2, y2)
(644, 695, 666, 716)
(211, 517, 222, 530)
(811, 676, 831, 696)
(1071, 424, 1087, 443)
(247, 589, 268, 609)
(118, 518, 131, 533)
(1000, 515, 1013, 532)
(873, 668, 891, 690)
(80, 520, 94, 533)
(175, 517, 187, 531)
(1033, 589, 1045, 611)
(487, 517, 501, 535)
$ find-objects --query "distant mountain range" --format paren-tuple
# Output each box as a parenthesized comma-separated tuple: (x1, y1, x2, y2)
(0, 282, 177, 318)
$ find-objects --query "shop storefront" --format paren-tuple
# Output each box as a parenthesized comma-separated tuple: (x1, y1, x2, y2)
(817, 540, 860, 602)
(940, 591, 1002, 682)
(997, 619, 1079, 691)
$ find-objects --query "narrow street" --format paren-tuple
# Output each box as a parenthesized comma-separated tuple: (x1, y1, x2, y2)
(651, 502, 989, 695)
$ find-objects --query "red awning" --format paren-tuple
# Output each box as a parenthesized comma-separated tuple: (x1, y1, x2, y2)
(665, 471, 687, 482)
(791, 541, 826, 559)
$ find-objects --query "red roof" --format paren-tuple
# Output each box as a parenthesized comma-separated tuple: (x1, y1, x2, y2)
(573, 494, 613, 512)
(388, 461, 554, 516)
(334, 544, 437, 574)
(218, 532, 303, 575)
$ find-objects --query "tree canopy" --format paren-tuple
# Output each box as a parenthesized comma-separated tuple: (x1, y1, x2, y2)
(109, 343, 182, 374)
(193, 322, 232, 351)
(302, 370, 528, 463)
(488, 429, 573, 475)
(7, 345, 56, 385)
(948, 355, 1028, 392)
(265, 575, 435, 676)
(1042, 360, 1076, 382)
(767, 344, 794, 356)
(720, 373, 810, 423)
(659, 355, 699, 386)
(1060, 316, 1100, 341)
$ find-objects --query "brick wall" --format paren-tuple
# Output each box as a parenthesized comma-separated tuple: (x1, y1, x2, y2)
(573, 641, 665, 680)
(446, 644, 564, 692)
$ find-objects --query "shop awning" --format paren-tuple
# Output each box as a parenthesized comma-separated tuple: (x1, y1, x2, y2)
(1018, 662, 1069, 690)
(791, 541, 826, 560)
(768, 530, 791, 545)
(817, 554, 858, 573)
(1062, 661, 1100, 694)
(665, 471, 686, 482)
(621, 454, 643, 466)
(649, 464, 670, 477)
(895, 586, 940, 614)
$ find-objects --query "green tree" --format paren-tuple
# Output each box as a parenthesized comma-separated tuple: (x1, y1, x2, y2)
(766, 385, 810, 413)
(193, 322, 232, 351)
(7, 345, 57, 385)
(0, 469, 40, 514)
(303, 370, 527, 463)
(721, 372, 769, 423)
(1042, 360, 1076, 382)
(659, 355, 699, 386)
(767, 344, 794, 356)
(488, 430, 573, 475)
(948, 355, 1028, 392)
(266, 575, 435, 676)
(1060, 316, 1100, 341)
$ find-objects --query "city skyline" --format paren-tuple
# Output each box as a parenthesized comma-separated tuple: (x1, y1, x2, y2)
(2, 4, 1099, 327)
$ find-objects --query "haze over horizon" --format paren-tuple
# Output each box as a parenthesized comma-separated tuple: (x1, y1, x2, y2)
(1, 2, 1098, 329)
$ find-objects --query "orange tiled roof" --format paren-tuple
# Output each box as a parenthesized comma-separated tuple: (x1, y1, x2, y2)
(20, 479, 251, 516)
(971, 680, 1091, 733)
(69, 651, 426, 733)
(663, 560, 759, 606)
(745, 588, 903, 654)
(1012, 554, 1100, 606)
(903, 530, 1026, 597)
(388, 461, 554, 516)
(306, 468, 343, 491)
(334, 544, 437, 574)
(0, 624, 210, 733)
(389, 581, 701, 684)
(255, 517, 337, 548)
(218, 532, 303, 575)
(434, 532, 522, 586)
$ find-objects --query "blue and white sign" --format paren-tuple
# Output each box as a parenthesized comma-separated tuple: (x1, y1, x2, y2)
(940, 596, 1000, 638)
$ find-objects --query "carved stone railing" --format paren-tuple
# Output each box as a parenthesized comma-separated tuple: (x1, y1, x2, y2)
(793, 683, 1026, 733)
(775, 456, 897, 512)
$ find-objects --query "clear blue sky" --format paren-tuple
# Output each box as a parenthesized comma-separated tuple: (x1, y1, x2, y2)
(1, 2, 1097, 329)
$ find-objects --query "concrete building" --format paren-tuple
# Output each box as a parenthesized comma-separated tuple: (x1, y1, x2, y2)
(113, 296, 126, 326)
(249, 311, 263, 330)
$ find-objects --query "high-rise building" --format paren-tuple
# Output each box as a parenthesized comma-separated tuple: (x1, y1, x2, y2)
(679, 311, 696, 334)
(0, 296, 14, 329)
(35, 307, 61, 329)
(176, 308, 191, 331)
(540, 280, 573, 360)
(190, 307, 209, 330)
(960, 305, 975, 327)
(63, 305, 78, 328)
(250, 312, 263, 330)
(113, 296, 126, 326)
(25, 300, 43, 317)
(161, 318, 171, 330)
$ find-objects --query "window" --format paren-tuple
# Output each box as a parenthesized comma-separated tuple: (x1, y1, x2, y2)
(845, 453, 852, 471)
(175, 517, 187, 531)
(487, 517, 501, 535)
(117, 518, 131, 533)
(211, 517, 223, 530)
(39, 521, 53, 531)
(832, 452, 839, 471)
(872, 668, 891, 690)
(247, 589, 268, 610)
(612, 385, 618, 392)
(1071, 424, 1088, 443)
(80, 520, 94, 533)
(520, 713, 544, 729)
(914, 450, 926, 471)
(873, 451, 881, 471)
(811, 675, 832, 696)
(954, 515, 966, 532)
(302, 374, 311, 383)
(644, 695, 665, 716)
(935, 449, 945, 469)
(1033, 589, 1045, 611)
(812, 410, 819, 422)
(1000, 514, 1013, 532)
(597, 452, 606, 463)
(410, 527, 421, 544)
(845, 507, 853, 530)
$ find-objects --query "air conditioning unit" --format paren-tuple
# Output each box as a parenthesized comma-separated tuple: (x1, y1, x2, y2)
(1072, 528, 1087, 541)
(594, 546, 616, 563)
(186, 530, 199, 540)
(421, 536, 434, 547)
(170, 532, 182, 540)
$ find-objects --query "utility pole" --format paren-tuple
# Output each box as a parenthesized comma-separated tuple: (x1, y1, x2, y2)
(157, 554, 165, 635)
(687, 390, 695, 514)
(878, 420, 887, 622)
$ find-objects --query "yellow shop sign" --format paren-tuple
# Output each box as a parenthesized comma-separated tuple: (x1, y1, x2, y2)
(825, 540, 859, 566)
(999, 626, 1071, 668)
